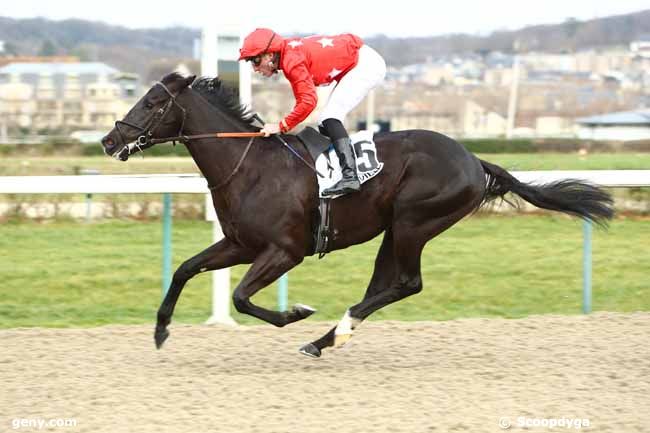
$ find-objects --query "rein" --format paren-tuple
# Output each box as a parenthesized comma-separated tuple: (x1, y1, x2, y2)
(113, 81, 322, 185)
(148, 131, 264, 145)
(208, 135, 256, 191)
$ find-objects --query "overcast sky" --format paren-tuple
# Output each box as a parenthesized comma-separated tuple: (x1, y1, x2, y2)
(2, 0, 649, 38)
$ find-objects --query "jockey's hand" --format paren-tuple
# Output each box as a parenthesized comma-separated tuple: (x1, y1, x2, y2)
(261, 123, 281, 137)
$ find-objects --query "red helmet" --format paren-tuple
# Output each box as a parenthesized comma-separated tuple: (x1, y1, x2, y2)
(238, 28, 285, 60)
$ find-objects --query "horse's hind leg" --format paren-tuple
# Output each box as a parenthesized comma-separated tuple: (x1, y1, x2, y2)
(300, 229, 397, 357)
(301, 203, 478, 358)
(155, 238, 254, 349)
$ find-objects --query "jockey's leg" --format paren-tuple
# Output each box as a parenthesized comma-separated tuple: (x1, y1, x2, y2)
(319, 45, 386, 197)
(321, 118, 360, 196)
(318, 124, 330, 137)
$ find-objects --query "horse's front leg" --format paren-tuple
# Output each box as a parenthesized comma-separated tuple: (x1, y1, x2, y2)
(155, 237, 254, 349)
(231, 246, 315, 327)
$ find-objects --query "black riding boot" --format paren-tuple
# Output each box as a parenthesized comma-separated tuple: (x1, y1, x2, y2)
(322, 137, 361, 196)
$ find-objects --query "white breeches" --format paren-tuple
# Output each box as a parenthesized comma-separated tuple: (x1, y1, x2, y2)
(318, 45, 386, 125)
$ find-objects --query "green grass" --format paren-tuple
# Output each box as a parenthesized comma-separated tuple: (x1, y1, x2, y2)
(1, 153, 649, 177)
(0, 215, 647, 328)
(477, 153, 650, 170)
(0, 156, 199, 176)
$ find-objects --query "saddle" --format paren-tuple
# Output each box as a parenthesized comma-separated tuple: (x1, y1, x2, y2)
(297, 126, 332, 163)
(295, 127, 384, 258)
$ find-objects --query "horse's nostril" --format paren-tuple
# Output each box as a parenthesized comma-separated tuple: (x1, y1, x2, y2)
(103, 136, 114, 147)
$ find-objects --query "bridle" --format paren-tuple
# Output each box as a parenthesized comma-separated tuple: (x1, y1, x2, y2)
(110, 80, 322, 188)
(113, 81, 187, 159)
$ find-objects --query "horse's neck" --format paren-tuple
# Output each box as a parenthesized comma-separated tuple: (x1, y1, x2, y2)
(179, 91, 254, 193)
(183, 90, 253, 134)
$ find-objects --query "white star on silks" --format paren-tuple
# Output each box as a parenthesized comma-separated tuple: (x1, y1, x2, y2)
(317, 37, 334, 48)
(328, 68, 342, 79)
(288, 40, 303, 48)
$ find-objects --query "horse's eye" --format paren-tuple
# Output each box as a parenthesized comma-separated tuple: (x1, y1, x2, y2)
(144, 102, 154, 110)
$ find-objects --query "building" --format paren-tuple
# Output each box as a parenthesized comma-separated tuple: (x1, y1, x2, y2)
(0, 62, 141, 133)
(0, 56, 80, 67)
(576, 110, 650, 141)
(631, 36, 650, 59)
(535, 116, 575, 137)
(461, 100, 507, 138)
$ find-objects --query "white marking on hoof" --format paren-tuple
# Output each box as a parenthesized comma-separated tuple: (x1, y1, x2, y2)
(333, 333, 352, 347)
(334, 309, 360, 348)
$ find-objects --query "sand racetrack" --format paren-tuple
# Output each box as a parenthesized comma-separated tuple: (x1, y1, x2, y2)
(2, 312, 649, 433)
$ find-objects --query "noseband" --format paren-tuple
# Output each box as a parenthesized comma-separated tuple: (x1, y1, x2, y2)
(113, 82, 187, 157)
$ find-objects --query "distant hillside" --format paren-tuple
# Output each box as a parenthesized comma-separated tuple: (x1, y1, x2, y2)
(366, 9, 650, 64)
(1, 9, 649, 76)
(0, 17, 198, 76)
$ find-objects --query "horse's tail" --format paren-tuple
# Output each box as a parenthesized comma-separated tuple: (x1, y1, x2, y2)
(478, 159, 614, 227)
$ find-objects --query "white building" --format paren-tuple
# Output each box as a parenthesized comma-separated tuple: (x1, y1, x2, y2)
(576, 110, 650, 141)
(630, 36, 650, 59)
(0, 62, 141, 131)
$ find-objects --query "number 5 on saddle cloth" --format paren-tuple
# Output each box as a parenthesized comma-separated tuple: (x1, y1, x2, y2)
(296, 127, 384, 257)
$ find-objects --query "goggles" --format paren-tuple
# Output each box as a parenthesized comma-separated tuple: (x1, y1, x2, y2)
(248, 56, 262, 67)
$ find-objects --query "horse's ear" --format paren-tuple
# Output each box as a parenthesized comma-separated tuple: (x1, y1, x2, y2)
(184, 75, 196, 88)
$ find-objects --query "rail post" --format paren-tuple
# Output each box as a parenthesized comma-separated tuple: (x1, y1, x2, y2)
(582, 219, 592, 314)
(162, 193, 172, 298)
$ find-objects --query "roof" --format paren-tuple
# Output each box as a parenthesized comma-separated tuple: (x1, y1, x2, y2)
(577, 110, 650, 126)
(0, 62, 119, 76)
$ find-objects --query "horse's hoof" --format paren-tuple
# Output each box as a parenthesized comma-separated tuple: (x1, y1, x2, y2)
(154, 328, 170, 349)
(293, 304, 317, 320)
(299, 343, 321, 358)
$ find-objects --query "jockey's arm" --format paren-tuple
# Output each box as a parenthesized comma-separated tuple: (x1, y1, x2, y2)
(280, 62, 318, 133)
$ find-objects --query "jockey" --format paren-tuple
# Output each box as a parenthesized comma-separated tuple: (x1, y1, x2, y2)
(239, 28, 386, 196)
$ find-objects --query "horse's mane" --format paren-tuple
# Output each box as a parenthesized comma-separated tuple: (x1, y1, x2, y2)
(188, 75, 255, 127)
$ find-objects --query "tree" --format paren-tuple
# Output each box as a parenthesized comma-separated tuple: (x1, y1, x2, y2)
(3, 41, 19, 56)
(39, 40, 57, 56)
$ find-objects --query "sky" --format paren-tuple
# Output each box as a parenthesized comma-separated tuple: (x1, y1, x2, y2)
(2, 0, 649, 38)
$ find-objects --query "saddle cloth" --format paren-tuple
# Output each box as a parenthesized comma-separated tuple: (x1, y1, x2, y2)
(314, 130, 384, 198)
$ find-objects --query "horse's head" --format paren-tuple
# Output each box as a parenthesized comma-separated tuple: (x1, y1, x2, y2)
(102, 73, 196, 161)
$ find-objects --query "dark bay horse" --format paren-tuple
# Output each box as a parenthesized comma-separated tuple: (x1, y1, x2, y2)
(102, 73, 613, 358)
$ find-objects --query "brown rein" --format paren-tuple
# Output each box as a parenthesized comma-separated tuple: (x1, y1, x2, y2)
(146, 130, 323, 189)
(208, 135, 257, 191)
(148, 131, 265, 145)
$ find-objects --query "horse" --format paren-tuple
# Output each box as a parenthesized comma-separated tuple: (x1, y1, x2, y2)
(101, 72, 613, 358)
